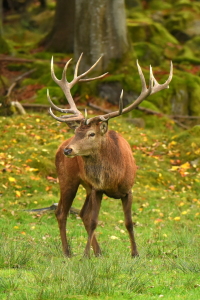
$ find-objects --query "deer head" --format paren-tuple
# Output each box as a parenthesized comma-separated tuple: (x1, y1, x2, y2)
(63, 119, 108, 157)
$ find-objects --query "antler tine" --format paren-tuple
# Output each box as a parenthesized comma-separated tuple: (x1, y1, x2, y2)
(80, 55, 104, 78)
(151, 61, 173, 95)
(62, 58, 73, 81)
(119, 89, 124, 115)
(47, 89, 75, 114)
(69, 54, 108, 88)
(74, 52, 83, 78)
(149, 65, 154, 94)
(50, 56, 58, 83)
(136, 60, 147, 93)
(88, 89, 124, 124)
(79, 72, 109, 83)
(49, 107, 84, 123)
(49, 107, 67, 122)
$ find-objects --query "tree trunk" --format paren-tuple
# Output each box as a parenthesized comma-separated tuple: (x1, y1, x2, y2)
(40, 0, 75, 53)
(75, 0, 129, 72)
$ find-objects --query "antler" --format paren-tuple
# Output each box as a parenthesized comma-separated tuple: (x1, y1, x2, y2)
(86, 60, 173, 124)
(47, 53, 108, 124)
(48, 55, 173, 126)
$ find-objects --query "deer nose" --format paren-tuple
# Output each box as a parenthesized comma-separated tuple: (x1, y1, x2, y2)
(64, 148, 73, 156)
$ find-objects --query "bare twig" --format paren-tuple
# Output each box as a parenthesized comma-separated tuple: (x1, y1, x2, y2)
(172, 119, 189, 129)
(22, 103, 85, 111)
(0, 55, 69, 65)
(87, 102, 112, 114)
(6, 69, 36, 98)
(25, 203, 80, 215)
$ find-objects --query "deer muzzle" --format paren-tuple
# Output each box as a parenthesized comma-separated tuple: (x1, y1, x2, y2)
(64, 148, 73, 156)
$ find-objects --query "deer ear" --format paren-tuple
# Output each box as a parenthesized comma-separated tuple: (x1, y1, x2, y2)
(99, 121, 108, 135)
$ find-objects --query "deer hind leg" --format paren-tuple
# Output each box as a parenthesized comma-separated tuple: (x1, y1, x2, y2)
(55, 181, 79, 257)
(80, 193, 102, 256)
(121, 191, 139, 257)
(83, 189, 103, 258)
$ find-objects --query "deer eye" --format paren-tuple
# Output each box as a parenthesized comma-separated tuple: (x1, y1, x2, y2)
(89, 132, 95, 137)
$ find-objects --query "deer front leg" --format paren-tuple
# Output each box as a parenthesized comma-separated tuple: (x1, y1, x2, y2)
(55, 183, 79, 257)
(121, 191, 139, 257)
(80, 193, 102, 256)
(84, 189, 103, 258)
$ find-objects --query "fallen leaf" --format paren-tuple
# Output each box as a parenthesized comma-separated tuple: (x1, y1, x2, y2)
(15, 191, 21, 198)
(8, 177, 16, 182)
(110, 235, 119, 240)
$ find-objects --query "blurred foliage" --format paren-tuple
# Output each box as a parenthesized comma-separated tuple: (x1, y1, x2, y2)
(0, 0, 200, 123)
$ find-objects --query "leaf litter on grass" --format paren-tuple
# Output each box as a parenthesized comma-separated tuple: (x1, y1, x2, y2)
(0, 113, 200, 299)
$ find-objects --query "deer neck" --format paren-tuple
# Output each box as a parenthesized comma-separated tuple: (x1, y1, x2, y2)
(81, 140, 110, 186)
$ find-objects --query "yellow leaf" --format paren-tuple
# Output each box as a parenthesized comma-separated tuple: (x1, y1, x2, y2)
(170, 166, 179, 171)
(168, 141, 177, 148)
(28, 168, 39, 172)
(15, 191, 21, 198)
(194, 148, 200, 155)
(110, 236, 119, 240)
(180, 162, 190, 169)
(174, 216, 180, 221)
(118, 220, 124, 224)
(35, 135, 41, 140)
(9, 177, 16, 182)
(191, 142, 197, 148)
(150, 187, 157, 191)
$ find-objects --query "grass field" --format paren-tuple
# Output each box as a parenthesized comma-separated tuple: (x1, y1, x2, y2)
(0, 113, 200, 299)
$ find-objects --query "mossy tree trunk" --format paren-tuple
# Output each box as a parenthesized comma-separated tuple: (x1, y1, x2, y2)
(40, 0, 75, 53)
(75, 0, 129, 72)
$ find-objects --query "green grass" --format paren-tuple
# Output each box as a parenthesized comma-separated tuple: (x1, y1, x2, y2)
(0, 113, 200, 299)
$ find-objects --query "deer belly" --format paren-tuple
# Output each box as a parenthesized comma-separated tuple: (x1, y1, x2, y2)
(103, 189, 127, 199)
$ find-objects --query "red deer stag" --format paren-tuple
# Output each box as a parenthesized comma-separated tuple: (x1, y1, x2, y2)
(47, 54, 173, 257)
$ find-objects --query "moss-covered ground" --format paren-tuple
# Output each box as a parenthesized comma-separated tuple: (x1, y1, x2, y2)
(0, 113, 199, 299)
